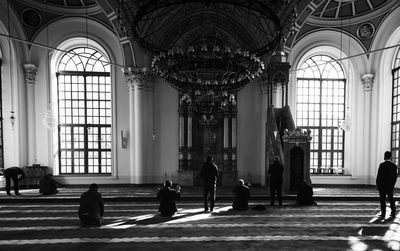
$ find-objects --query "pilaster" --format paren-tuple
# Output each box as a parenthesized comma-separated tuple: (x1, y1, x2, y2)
(23, 64, 38, 164)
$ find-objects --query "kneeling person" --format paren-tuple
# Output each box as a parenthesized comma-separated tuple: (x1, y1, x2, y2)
(78, 183, 104, 227)
(157, 180, 181, 217)
(39, 174, 59, 195)
(297, 180, 316, 206)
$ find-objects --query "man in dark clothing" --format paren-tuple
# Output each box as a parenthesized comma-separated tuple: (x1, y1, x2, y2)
(232, 179, 250, 210)
(157, 180, 181, 217)
(297, 180, 316, 206)
(4, 167, 25, 195)
(200, 155, 219, 212)
(376, 151, 398, 218)
(269, 156, 284, 206)
(39, 174, 59, 195)
(78, 183, 104, 227)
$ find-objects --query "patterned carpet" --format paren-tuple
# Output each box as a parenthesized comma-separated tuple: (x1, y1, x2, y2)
(0, 186, 399, 250)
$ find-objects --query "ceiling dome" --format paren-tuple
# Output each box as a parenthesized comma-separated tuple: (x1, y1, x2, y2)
(30, 0, 97, 8)
(311, 0, 393, 21)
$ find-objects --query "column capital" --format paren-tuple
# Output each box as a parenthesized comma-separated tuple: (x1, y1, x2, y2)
(122, 67, 156, 91)
(361, 73, 374, 92)
(23, 64, 38, 85)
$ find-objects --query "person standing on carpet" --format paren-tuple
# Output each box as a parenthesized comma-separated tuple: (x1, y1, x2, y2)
(269, 156, 284, 206)
(78, 183, 104, 227)
(376, 151, 398, 218)
(200, 155, 219, 212)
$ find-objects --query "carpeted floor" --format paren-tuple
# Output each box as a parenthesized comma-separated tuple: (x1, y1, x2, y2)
(0, 186, 398, 250)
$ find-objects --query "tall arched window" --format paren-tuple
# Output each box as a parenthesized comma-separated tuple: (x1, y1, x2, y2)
(391, 49, 400, 165)
(296, 55, 346, 174)
(0, 58, 3, 171)
(57, 47, 112, 174)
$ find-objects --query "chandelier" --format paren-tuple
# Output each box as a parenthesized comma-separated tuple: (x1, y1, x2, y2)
(151, 44, 264, 92)
(118, 0, 297, 91)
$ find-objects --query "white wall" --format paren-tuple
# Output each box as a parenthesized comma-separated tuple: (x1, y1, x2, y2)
(0, 1, 29, 168)
(371, 7, 400, 187)
(237, 81, 264, 184)
(153, 78, 179, 183)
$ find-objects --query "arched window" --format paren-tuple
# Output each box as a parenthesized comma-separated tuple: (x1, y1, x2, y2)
(57, 47, 112, 174)
(391, 49, 400, 165)
(296, 55, 346, 174)
(0, 58, 3, 171)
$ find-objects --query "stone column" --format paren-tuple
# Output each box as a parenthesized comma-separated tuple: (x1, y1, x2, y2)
(361, 73, 374, 182)
(24, 64, 38, 165)
(124, 67, 155, 184)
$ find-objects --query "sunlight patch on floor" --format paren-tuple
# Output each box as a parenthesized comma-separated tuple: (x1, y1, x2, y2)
(164, 206, 232, 224)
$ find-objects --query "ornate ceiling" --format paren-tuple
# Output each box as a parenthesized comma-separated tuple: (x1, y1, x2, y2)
(117, 0, 299, 57)
(19, 0, 97, 9)
(312, 0, 392, 20)
(5, 0, 400, 58)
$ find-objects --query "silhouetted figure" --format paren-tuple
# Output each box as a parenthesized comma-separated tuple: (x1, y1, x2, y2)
(376, 151, 398, 218)
(297, 180, 316, 206)
(39, 174, 59, 195)
(79, 183, 104, 227)
(269, 156, 284, 206)
(4, 167, 25, 195)
(157, 180, 181, 217)
(232, 179, 250, 210)
(200, 155, 219, 212)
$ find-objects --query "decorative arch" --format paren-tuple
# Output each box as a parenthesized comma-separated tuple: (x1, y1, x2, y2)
(374, 6, 400, 170)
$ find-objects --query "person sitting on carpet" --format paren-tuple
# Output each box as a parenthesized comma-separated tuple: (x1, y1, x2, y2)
(296, 180, 317, 206)
(78, 183, 104, 227)
(39, 174, 59, 195)
(157, 180, 181, 217)
(232, 179, 250, 210)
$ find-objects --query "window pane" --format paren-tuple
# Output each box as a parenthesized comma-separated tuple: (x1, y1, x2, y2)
(57, 47, 112, 175)
(296, 55, 346, 174)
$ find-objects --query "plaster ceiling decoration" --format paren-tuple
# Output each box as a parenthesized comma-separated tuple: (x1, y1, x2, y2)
(11, 0, 101, 16)
(310, 0, 395, 22)
(28, 0, 97, 8)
